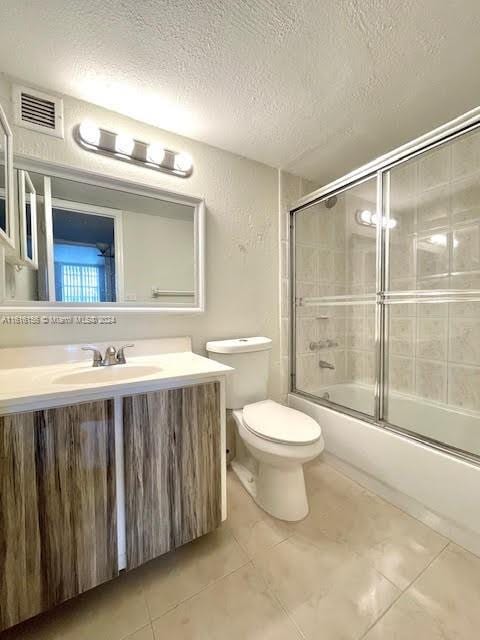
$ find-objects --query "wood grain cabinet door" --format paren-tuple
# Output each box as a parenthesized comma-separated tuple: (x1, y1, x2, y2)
(0, 400, 117, 631)
(124, 382, 222, 570)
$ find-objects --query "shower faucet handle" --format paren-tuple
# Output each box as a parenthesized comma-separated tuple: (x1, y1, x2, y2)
(310, 339, 338, 351)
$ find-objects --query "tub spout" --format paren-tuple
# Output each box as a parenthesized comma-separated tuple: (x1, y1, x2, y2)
(319, 360, 335, 370)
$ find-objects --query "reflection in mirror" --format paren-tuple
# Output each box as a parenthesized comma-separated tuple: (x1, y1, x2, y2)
(0, 160, 5, 236)
(18, 170, 38, 268)
(52, 206, 117, 303)
(0, 102, 14, 247)
(4, 168, 198, 307)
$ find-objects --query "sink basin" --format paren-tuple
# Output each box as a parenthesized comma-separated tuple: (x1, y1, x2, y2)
(52, 365, 162, 386)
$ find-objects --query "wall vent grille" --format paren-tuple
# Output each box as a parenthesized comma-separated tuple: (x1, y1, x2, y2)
(21, 92, 56, 129)
(13, 85, 64, 138)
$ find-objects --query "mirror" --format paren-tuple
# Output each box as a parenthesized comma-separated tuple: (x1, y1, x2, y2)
(18, 170, 38, 268)
(2, 161, 205, 311)
(0, 103, 14, 251)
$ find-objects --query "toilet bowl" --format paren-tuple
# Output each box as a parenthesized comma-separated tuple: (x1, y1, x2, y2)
(206, 337, 324, 522)
(232, 400, 324, 521)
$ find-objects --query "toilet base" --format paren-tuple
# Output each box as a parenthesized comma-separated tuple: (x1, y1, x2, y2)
(231, 458, 309, 522)
(230, 407, 324, 522)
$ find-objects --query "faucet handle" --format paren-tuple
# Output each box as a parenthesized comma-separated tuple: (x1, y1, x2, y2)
(116, 343, 134, 364)
(326, 339, 339, 348)
(82, 346, 103, 367)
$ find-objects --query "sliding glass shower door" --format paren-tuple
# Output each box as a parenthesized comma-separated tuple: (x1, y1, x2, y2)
(384, 127, 480, 458)
(291, 116, 480, 463)
(293, 176, 378, 416)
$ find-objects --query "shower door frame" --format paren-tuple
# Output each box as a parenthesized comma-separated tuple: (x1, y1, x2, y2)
(289, 106, 480, 466)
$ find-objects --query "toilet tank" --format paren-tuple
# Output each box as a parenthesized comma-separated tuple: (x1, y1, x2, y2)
(206, 337, 272, 409)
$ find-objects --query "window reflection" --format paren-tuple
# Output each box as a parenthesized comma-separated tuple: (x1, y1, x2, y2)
(52, 208, 116, 303)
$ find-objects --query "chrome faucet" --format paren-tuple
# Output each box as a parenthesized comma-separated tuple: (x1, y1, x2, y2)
(82, 344, 134, 367)
(104, 346, 119, 366)
(319, 360, 335, 370)
(116, 344, 134, 364)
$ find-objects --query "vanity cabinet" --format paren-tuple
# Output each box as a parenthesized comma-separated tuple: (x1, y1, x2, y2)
(0, 400, 117, 631)
(124, 381, 222, 569)
(0, 378, 224, 631)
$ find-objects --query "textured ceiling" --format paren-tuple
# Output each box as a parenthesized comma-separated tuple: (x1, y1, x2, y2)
(1, 0, 480, 184)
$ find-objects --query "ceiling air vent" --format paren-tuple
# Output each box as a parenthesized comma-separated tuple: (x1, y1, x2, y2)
(13, 85, 64, 139)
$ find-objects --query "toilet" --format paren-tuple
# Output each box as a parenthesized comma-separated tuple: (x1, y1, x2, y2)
(206, 337, 324, 521)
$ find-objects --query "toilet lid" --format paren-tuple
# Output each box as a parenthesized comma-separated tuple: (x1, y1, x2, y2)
(242, 400, 322, 446)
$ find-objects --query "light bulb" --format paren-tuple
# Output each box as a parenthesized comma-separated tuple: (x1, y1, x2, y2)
(79, 120, 100, 147)
(115, 134, 135, 156)
(357, 209, 397, 230)
(375, 214, 397, 229)
(146, 143, 165, 165)
(174, 152, 193, 173)
(430, 234, 447, 247)
(359, 209, 372, 224)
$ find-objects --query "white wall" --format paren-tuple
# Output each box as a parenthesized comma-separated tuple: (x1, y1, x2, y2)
(5, 261, 38, 300)
(0, 75, 282, 398)
(122, 211, 194, 301)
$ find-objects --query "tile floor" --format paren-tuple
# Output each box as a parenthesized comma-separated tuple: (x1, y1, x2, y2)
(3, 459, 479, 640)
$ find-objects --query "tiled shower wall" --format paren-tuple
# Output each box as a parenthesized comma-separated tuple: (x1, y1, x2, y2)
(294, 194, 348, 395)
(285, 124, 480, 415)
(290, 179, 378, 399)
(387, 129, 480, 413)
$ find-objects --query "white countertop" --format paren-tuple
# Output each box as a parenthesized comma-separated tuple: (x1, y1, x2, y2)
(0, 339, 233, 414)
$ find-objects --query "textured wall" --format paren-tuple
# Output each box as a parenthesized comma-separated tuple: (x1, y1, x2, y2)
(1, 2, 480, 185)
(0, 75, 281, 399)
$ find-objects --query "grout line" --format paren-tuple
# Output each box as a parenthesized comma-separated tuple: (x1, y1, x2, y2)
(357, 583, 403, 640)
(321, 457, 453, 544)
(358, 537, 450, 640)
(269, 589, 307, 640)
(249, 559, 307, 640)
(447, 538, 480, 560)
(230, 522, 294, 562)
(409, 539, 452, 587)
(146, 550, 251, 624)
(121, 622, 154, 640)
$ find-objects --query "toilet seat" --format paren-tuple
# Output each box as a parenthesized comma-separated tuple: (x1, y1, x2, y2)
(242, 399, 322, 446)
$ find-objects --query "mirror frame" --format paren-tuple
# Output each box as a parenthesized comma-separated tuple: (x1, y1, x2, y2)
(1, 155, 206, 314)
(0, 103, 15, 253)
(18, 169, 38, 269)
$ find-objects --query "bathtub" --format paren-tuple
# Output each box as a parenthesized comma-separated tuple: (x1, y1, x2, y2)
(315, 382, 480, 458)
(289, 386, 480, 557)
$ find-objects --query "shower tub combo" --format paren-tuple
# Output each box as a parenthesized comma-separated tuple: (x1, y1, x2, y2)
(289, 107, 480, 555)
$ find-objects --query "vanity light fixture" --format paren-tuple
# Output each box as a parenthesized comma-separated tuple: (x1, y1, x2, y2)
(78, 120, 101, 147)
(146, 143, 166, 165)
(115, 133, 135, 156)
(356, 208, 397, 230)
(174, 151, 193, 173)
(74, 120, 193, 177)
(428, 233, 459, 249)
